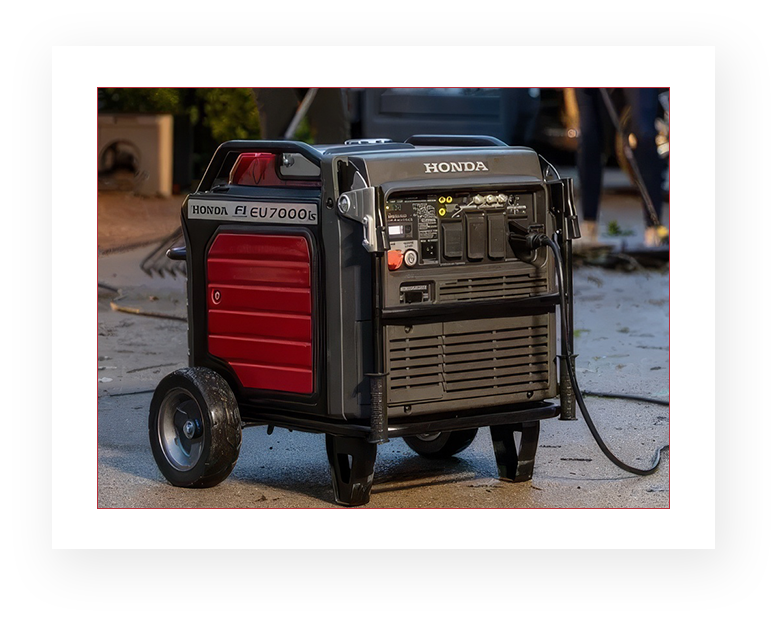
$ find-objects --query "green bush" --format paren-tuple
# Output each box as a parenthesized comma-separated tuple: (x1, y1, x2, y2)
(99, 87, 261, 144)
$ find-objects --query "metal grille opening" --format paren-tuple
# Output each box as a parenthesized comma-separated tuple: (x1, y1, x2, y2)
(387, 317, 553, 406)
(438, 271, 549, 302)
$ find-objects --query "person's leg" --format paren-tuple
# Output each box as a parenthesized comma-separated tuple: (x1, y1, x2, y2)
(575, 88, 604, 242)
(624, 88, 664, 230)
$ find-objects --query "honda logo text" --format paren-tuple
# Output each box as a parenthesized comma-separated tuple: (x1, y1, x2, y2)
(424, 161, 489, 174)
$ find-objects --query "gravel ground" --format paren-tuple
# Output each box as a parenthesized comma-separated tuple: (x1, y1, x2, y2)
(98, 190, 184, 252)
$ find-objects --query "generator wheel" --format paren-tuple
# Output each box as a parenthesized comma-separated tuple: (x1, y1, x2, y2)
(402, 429, 478, 459)
(149, 367, 242, 488)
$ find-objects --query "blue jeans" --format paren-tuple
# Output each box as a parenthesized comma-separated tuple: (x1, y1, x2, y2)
(576, 88, 664, 226)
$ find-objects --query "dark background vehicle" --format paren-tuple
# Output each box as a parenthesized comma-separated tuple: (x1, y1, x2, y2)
(347, 88, 541, 147)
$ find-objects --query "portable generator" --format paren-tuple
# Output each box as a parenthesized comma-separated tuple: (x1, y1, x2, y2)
(149, 134, 585, 506)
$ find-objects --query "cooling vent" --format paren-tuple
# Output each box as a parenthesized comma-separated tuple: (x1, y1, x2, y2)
(438, 270, 548, 302)
(387, 316, 553, 407)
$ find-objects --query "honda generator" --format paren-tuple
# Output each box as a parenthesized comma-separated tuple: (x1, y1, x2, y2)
(149, 134, 584, 506)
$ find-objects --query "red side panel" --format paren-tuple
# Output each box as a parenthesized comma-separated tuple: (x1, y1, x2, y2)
(206, 233, 313, 394)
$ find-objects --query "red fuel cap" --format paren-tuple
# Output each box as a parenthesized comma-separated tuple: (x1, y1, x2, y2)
(387, 249, 404, 271)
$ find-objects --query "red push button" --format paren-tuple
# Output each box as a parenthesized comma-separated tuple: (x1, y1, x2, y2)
(387, 249, 404, 271)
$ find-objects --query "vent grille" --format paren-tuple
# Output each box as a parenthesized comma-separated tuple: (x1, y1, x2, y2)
(387, 317, 552, 406)
(438, 271, 548, 302)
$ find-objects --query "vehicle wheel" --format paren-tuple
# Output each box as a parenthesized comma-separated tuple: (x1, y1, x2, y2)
(149, 367, 242, 488)
(402, 429, 478, 459)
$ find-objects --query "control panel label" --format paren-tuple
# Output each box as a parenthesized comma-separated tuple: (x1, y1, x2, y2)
(399, 282, 433, 304)
(187, 199, 318, 224)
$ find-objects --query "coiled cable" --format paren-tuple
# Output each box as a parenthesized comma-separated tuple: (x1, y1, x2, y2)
(543, 237, 669, 476)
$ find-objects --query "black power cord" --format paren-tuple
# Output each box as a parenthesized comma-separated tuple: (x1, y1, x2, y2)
(511, 226, 668, 476)
(582, 391, 669, 407)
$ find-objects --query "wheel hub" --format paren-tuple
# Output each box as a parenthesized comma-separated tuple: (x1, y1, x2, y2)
(158, 391, 205, 471)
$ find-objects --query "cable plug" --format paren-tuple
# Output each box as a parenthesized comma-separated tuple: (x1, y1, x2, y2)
(508, 221, 550, 259)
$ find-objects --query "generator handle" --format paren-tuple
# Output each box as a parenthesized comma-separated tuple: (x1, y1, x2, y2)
(196, 140, 323, 192)
(405, 135, 508, 147)
(546, 178, 578, 419)
(166, 246, 186, 261)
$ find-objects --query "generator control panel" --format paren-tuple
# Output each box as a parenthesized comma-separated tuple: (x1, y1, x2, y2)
(382, 188, 551, 309)
(385, 190, 536, 268)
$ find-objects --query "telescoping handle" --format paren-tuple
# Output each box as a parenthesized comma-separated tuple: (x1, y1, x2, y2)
(196, 140, 323, 192)
(405, 135, 508, 147)
(166, 246, 186, 261)
(546, 178, 579, 420)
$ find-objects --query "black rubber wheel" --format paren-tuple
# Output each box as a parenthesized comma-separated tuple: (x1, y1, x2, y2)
(402, 429, 479, 459)
(149, 367, 242, 488)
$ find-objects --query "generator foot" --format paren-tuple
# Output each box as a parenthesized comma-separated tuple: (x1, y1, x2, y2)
(490, 421, 540, 482)
(325, 435, 377, 506)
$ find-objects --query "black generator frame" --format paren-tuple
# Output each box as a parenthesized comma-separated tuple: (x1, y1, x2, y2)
(159, 135, 578, 505)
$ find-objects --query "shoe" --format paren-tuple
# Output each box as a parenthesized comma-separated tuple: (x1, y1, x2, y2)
(645, 225, 669, 248)
(573, 220, 599, 251)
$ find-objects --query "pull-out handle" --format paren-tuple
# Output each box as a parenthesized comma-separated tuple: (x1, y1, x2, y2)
(166, 246, 186, 261)
(405, 134, 507, 147)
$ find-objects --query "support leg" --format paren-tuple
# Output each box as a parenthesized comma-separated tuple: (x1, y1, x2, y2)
(325, 435, 377, 506)
(490, 421, 541, 482)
